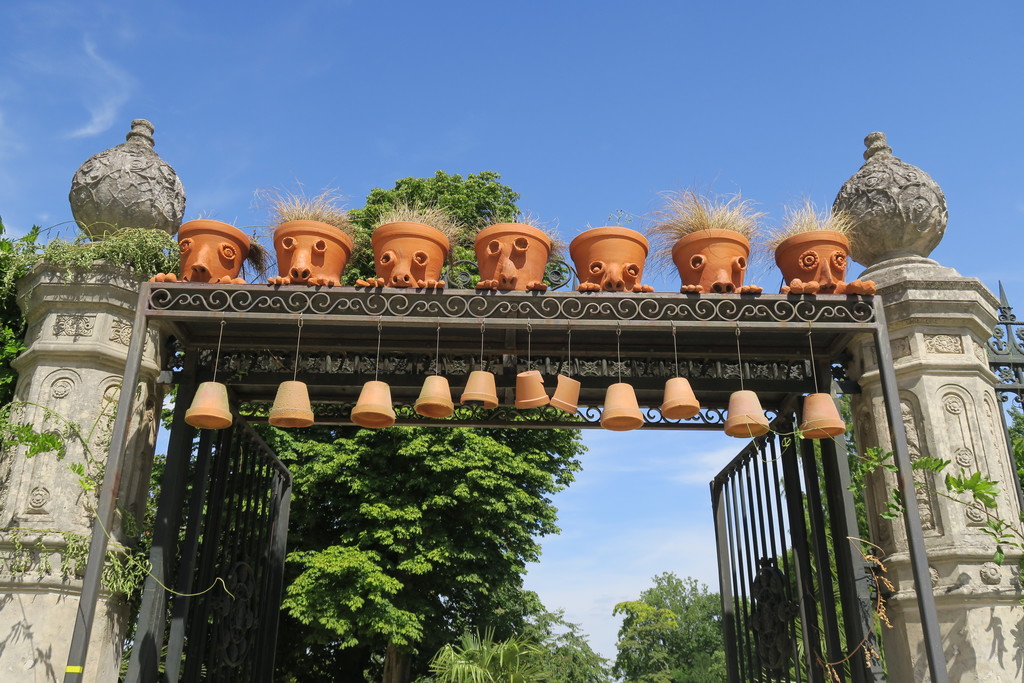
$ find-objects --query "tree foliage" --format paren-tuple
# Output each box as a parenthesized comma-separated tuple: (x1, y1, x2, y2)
(428, 629, 549, 683)
(613, 573, 726, 683)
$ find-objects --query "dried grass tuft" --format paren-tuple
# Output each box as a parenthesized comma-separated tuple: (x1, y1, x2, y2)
(766, 200, 855, 249)
(491, 212, 565, 257)
(261, 188, 353, 236)
(243, 240, 269, 280)
(374, 203, 465, 242)
(648, 190, 764, 271)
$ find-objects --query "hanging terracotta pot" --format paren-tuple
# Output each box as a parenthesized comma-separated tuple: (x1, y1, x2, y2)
(269, 220, 353, 286)
(549, 375, 581, 414)
(151, 219, 250, 284)
(460, 370, 499, 409)
(569, 227, 654, 293)
(474, 223, 552, 291)
(671, 229, 761, 294)
(515, 370, 549, 409)
(660, 377, 700, 420)
(415, 375, 455, 418)
(357, 222, 449, 288)
(268, 380, 315, 428)
(724, 390, 770, 438)
(774, 230, 876, 295)
(799, 393, 846, 439)
(351, 380, 396, 428)
(184, 381, 233, 429)
(601, 383, 644, 431)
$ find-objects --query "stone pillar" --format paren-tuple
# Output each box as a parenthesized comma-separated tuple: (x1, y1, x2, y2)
(838, 133, 1023, 681)
(0, 262, 162, 683)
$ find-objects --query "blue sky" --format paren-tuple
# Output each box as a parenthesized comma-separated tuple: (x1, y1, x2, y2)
(2, 0, 1022, 662)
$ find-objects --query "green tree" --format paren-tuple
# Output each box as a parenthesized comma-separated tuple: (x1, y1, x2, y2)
(0, 221, 40, 405)
(515, 591, 613, 683)
(269, 171, 583, 683)
(613, 573, 726, 683)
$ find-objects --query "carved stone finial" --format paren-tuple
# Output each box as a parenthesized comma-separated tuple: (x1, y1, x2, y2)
(833, 132, 947, 267)
(69, 119, 186, 239)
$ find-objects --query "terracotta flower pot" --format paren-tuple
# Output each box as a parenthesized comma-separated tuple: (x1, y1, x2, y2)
(151, 219, 250, 284)
(799, 393, 846, 439)
(601, 382, 644, 431)
(268, 380, 315, 428)
(671, 229, 760, 294)
(351, 380, 396, 429)
(184, 381, 233, 429)
(774, 230, 875, 295)
(724, 390, 770, 438)
(569, 227, 654, 293)
(360, 222, 450, 289)
(415, 375, 455, 418)
(474, 223, 552, 291)
(270, 220, 353, 287)
(461, 370, 499, 408)
(515, 370, 549, 409)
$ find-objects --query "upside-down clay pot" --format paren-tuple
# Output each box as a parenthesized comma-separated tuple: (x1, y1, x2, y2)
(184, 381, 233, 429)
(569, 227, 653, 293)
(372, 222, 450, 288)
(351, 380, 396, 429)
(549, 375, 581, 414)
(152, 219, 250, 284)
(660, 377, 700, 420)
(799, 393, 846, 439)
(515, 370, 549, 409)
(601, 383, 644, 431)
(775, 231, 859, 295)
(474, 223, 552, 291)
(272, 220, 354, 286)
(268, 380, 315, 428)
(415, 375, 455, 418)
(461, 370, 499, 408)
(672, 229, 751, 294)
(724, 390, 770, 438)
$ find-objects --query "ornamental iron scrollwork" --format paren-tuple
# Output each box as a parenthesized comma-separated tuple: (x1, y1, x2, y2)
(750, 557, 800, 674)
(989, 283, 1024, 404)
(443, 257, 578, 291)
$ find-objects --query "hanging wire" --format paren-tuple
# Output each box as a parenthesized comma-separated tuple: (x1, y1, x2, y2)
(566, 321, 572, 377)
(527, 321, 533, 369)
(479, 320, 486, 371)
(212, 318, 226, 383)
(291, 315, 304, 382)
(374, 317, 382, 382)
(671, 322, 679, 378)
(807, 325, 819, 393)
(616, 323, 623, 383)
(434, 319, 442, 376)
(735, 324, 744, 392)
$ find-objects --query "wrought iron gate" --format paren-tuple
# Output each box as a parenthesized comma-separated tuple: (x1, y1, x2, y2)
(712, 415, 884, 683)
(126, 406, 291, 682)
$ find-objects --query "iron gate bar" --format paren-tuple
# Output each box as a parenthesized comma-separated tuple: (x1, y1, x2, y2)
(66, 283, 950, 682)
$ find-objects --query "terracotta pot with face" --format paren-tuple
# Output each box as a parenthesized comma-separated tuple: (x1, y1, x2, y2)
(671, 229, 754, 294)
(270, 220, 354, 286)
(774, 230, 851, 295)
(367, 222, 450, 289)
(151, 219, 250, 284)
(569, 227, 654, 293)
(474, 223, 551, 291)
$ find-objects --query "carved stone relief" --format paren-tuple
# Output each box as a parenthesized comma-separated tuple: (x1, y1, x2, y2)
(26, 486, 50, 514)
(51, 377, 74, 399)
(902, 400, 938, 532)
(941, 391, 991, 527)
(924, 334, 963, 354)
(53, 314, 95, 337)
(891, 337, 911, 361)
(110, 318, 132, 346)
(979, 562, 1002, 585)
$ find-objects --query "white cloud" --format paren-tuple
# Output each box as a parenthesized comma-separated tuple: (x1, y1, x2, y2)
(67, 39, 134, 138)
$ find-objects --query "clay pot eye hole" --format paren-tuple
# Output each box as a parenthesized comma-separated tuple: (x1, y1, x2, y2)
(179, 239, 192, 253)
(313, 240, 327, 253)
(735, 256, 747, 270)
(379, 250, 395, 265)
(625, 263, 640, 277)
(832, 253, 847, 267)
(282, 236, 297, 250)
(220, 244, 236, 259)
(690, 255, 705, 269)
(487, 240, 502, 255)
(513, 237, 529, 252)
(589, 261, 605, 275)
(413, 251, 429, 266)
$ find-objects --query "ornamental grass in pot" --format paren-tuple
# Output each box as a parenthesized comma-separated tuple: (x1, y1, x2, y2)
(769, 201, 875, 295)
(474, 215, 560, 292)
(265, 189, 355, 287)
(356, 204, 462, 289)
(648, 190, 764, 294)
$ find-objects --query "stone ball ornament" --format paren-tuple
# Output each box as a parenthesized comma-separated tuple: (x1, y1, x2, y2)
(69, 118, 186, 239)
(833, 132, 948, 267)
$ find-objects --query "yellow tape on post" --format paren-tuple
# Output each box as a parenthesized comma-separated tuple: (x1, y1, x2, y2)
(66, 666, 84, 673)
